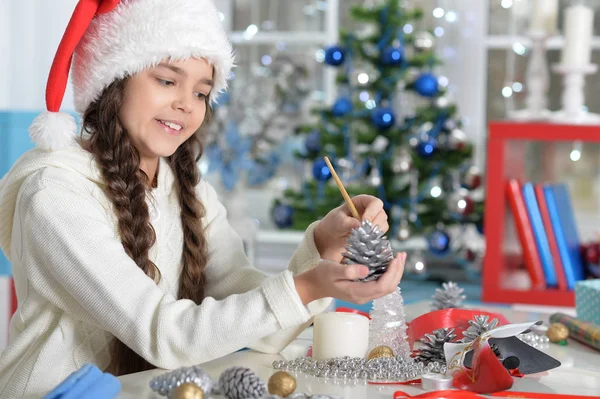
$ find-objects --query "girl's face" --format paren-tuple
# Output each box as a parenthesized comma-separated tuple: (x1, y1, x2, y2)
(119, 57, 214, 162)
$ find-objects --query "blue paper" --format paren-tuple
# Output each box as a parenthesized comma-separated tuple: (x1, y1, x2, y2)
(43, 364, 121, 399)
(523, 183, 557, 287)
(543, 184, 585, 289)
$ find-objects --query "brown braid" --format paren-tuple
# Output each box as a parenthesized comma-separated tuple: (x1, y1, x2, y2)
(80, 78, 211, 375)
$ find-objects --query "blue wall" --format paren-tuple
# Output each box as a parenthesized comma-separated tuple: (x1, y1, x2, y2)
(0, 111, 40, 275)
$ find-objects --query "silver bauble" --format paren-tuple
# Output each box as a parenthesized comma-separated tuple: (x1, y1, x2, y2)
(371, 135, 390, 153)
(461, 165, 482, 190)
(368, 168, 382, 187)
(414, 31, 435, 52)
(392, 149, 413, 173)
(396, 220, 411, 241)
(444, 119, 458, 131)
(447, 128, 468, 150)
(408, 251, 427, 275)
(352, 65, 380, 87)
(435, 96, 450, 109)
(446, 188, 474, 217)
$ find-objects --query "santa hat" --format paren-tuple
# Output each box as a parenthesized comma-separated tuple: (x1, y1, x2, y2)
(30, 0, 234, 151)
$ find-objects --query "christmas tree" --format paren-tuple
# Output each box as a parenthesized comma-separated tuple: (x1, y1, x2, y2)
(271, 0, 483, 255)
(368, 287, 412, 360)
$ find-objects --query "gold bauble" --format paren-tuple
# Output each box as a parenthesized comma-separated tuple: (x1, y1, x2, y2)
(268, 371, 296, 397)
(171, 383, 204, 399)
(547, 322, 569, 343)
(368, 345, 395, 360)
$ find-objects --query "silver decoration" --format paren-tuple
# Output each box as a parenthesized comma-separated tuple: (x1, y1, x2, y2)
(461, 315, 500, 343)
(430, 281, 466, 310)
(447, 128, 468, 150)
(367, 158, 382, 187)
(342, 220, 394, 281)
(396, 219, 411, 241)
(518, 332, 550, 349)
(415, 328, 457, 366)
(149, 365, 213, 398)
(461, 165, 482, 190)
(216, 366, 266, 399)
(446, 188, 473, 217)
(435, 96, 450, 109)
(351, 64, 380, 87)
(407, 250, 427, 275)
(272, 355, 434, 383)
(371, 135, 390, 153)
(391, 148, 413, 173)
(414, 31, 435, 52)
(368, 287, 413, 360)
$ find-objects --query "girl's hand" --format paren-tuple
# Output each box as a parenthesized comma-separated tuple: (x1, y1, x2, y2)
(294, 252, 406, 305)
(314, 195, 389, 263)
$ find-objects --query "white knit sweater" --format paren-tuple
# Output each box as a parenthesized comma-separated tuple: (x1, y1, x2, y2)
(0, 147, 331, 398)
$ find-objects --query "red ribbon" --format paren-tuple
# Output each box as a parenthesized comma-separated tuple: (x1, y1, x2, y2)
(394, 390, 599, 399)
(407, 308, 510, 346)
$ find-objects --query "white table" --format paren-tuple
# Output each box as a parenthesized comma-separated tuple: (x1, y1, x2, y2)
(115, 301, 600, 398)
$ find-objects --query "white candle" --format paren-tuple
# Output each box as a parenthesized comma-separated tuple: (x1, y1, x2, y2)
(312, 312, 369, 360)
(561, 5, 595, 67)
(530, 0, 558, 34)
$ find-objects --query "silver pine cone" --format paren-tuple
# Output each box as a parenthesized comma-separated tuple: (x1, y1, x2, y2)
(149, 365, 212, 398)
(461, 315, 500, 343)
(430, 281, 466, 310)
(342, 219, 394, 281)
(216, 366, 266, 399)
(415, 328, 457, 366)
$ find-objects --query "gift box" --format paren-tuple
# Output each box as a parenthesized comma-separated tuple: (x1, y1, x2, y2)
(575, 279, 600, 325)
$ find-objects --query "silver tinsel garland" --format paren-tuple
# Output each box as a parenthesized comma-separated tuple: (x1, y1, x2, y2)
(149, 365, 213, 398)
(272, 355, 445, 382)
(430, 281, 466, 310)
(342, 220, 394, 282)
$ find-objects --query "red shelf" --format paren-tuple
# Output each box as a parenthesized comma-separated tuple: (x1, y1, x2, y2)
(482, 122, 600, 307)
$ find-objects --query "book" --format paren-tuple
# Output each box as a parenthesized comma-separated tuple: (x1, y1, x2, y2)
(534, 184, 568, 291)
(543, 184, 585, 290)
(522, 183, 557, 287)
(505, 179, 546, 289)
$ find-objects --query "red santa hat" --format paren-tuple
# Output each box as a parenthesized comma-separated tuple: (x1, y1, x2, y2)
(29, 0, 234, 151)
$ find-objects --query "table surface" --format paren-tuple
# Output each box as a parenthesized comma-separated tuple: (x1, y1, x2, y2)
(110, 301, 600, 398)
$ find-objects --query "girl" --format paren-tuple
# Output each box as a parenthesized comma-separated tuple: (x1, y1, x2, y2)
(0, 0, 406, 396)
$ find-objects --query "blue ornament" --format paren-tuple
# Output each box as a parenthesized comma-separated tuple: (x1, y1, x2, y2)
(381, 46, 404, 65)
(414, 73, 439, 97)
(416, 137, 438, 157)
(312, 159, 332, 181)
(324, 46, 345, 66)
(371, 107, 396, 129)
(272, 204, 293, 229)
(305, 131, 321, 153)
(332, 97, 353, 117)
(427, 229, 451, 255)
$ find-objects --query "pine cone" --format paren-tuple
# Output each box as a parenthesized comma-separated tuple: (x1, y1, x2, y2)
(461, 315, 500, 343)
(342, 220, 394, 281)
(217, 366, 266, 399)
(149, 365, 212, 398)
(415, 328, 457, 366)
(430, 281, 465, 310)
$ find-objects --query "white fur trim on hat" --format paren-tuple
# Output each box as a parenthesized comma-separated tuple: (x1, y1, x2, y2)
(71, 0, 234, 115)
(29, 111, 78, 151)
